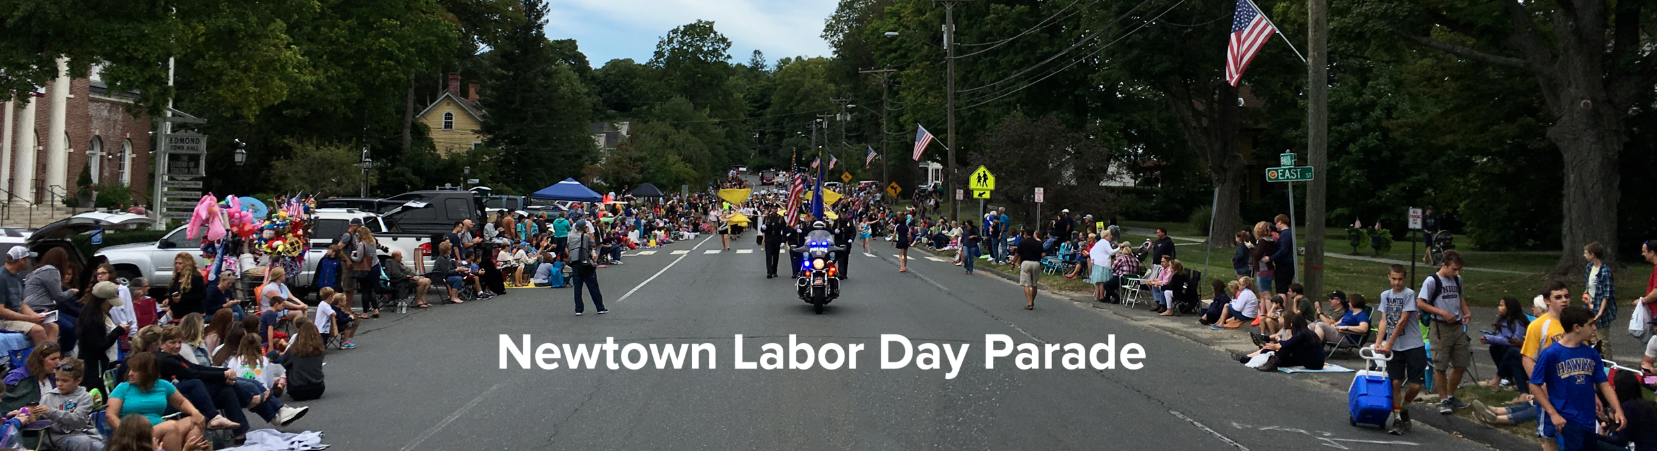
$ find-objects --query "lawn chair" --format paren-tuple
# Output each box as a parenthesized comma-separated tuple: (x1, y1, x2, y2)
(1324, 306, 1376, 358)
(1120, 266, 1158, 309)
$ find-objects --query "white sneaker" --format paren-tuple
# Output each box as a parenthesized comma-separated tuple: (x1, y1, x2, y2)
(275, 405, 309, 427)
(575, 312, 583, 316)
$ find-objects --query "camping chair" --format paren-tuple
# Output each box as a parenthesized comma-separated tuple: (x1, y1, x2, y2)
(1324, 306, 1376, 358)
(1040, 256, 1066, 274)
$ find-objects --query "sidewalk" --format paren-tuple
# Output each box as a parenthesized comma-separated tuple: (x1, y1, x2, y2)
(1118, 226, 1532, 275)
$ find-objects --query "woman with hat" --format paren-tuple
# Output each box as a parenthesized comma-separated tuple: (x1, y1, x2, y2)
(77, 281, 128, 393)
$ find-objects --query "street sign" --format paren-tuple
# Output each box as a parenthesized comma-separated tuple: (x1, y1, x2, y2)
(90, 228, 103, 245)
(166, 153, 205, 177)
(165, 132, 208, 154)
(886, 182, 902, 198)
(969, 166, 996, 191)
(1265, 166, 1315, 182)
(1034, 187, 1045, 203)
(955, 189, 963, 200)
(1408, 207, 1423, 230)
(162, 201, 198, 209)
(467, 179, 479, 184)
(972, 190, 990, 199)
(161, 211, 193, 219)
(840, 172, 852, 183)
(1279, 152, 1296, 167)
(163, 190, 202, 199)
(162, 180, 202, 189)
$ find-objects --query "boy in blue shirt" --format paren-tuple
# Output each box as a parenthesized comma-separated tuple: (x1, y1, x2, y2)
(1529, 306, 1625, 451)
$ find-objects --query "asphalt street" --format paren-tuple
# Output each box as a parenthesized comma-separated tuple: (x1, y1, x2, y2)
(295, 231, 1492, 450)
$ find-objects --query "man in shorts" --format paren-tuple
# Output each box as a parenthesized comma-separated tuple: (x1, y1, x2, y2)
(1523, 280, 1571, 451)
(1012, 229, 1045, 311)
(0, 247, 52, 345)
(1375, 264, 1424, 434)
(1417, 250, 1472, 414)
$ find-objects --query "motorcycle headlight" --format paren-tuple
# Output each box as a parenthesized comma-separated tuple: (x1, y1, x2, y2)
(813, 258, 825, 269)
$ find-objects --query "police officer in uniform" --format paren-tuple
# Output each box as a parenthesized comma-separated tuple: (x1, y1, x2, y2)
(832, 208, 854, 280)
(761, 205, 787, 278)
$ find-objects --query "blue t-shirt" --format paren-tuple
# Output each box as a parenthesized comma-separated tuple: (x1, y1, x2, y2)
(111, 379, 177, 425)
(259, 309, 281, 343)
(1528, 342, 1607, 431)
(1337, 309, 1370, 328)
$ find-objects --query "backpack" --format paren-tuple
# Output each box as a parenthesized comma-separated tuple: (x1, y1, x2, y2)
(1419, 273, 1462, 325)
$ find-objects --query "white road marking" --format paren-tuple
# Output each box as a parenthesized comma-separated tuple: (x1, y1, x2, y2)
(618, 236, 714, 303)
(925, 257, 949, 262)
(863, 253, 876, 258)
(735, 249, 753, 254)
(703, 249, 722, 254)
(400, 381, 505, 451)
(1170, 411, 1248, 450)
(636, 250, 657, 256)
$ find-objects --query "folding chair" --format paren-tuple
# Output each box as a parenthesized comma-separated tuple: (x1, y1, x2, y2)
(1324, 306, 1376, 358)
(1119, 266, 1156, 309)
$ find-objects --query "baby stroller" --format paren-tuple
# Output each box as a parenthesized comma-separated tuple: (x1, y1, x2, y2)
(1171, 270, 1204, 315)
(1427, 231, 1456, 266)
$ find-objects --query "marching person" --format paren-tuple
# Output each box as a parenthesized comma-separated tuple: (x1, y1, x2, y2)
(761, 206, 787, 279)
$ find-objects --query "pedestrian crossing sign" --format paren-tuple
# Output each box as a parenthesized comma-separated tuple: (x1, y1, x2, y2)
(970, 166, 995, 191)
(972, 189, 990, 199)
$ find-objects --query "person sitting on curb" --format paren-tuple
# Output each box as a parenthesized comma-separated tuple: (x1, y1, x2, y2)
(1212, 279, 1258, 330)
(1198, 279, 1230, 326)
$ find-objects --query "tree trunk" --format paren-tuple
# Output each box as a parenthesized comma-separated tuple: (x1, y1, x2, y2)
(1164, 80, 1245, 249)
(402, 74, 415, 155)
(1548, 107, 1621, 274)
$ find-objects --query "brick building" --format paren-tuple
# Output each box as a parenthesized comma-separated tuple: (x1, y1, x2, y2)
(2, 59, 154, 206)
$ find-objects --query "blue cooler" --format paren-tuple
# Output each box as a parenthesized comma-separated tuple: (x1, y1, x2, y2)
(1348, 346, 1394, 428)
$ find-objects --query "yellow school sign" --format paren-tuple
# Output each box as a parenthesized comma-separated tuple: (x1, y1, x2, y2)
(970, 166, 995, 199)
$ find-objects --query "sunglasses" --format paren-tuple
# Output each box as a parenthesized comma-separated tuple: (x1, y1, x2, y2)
(54, 363, 74, 372)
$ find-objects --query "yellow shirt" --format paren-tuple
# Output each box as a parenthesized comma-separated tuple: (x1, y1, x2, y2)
(1520, 313, 1565, 359)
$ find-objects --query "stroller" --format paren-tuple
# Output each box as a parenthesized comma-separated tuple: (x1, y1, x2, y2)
(1427, 231, 1455, 265)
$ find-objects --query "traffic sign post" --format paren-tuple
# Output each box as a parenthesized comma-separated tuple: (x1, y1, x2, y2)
(841, 172, 852, 183)
(955, 189, 963, 201)
(1034, 187, 1044, 203)
(971, 190, 989, 199)
(886, 182, 902, 199)
(1408, 207, 1423, 283)
(969, 166, 995, 191)
(1279, 152, 1295, 167)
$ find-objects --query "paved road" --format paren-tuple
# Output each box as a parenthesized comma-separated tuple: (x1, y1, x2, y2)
(296, 231, 1489, 450)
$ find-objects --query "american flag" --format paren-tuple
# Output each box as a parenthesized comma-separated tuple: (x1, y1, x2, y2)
(865, 146, 876, 168)
(811, 156, 821, 169)
(1225, 0, 1277, 87)
(913, 124, 935, 161)
(828, 155, 838, 170)
(785, 174, 805, 227)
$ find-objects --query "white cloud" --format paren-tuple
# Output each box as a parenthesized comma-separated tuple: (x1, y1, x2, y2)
(545, 0, 839, 67)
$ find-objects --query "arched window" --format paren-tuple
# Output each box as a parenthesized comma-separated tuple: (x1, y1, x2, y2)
(442, 112, 454, 130)
(88, 136, 102, 184)
(119, 139, 132, 185)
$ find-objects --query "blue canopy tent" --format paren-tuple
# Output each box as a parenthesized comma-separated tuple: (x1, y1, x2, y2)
(532, 178, 603, 202)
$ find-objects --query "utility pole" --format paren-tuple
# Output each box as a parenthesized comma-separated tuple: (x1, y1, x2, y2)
(1303, 0, 1329, 298)
(859, 68, 895, 188)
(942, 0, 970, 222)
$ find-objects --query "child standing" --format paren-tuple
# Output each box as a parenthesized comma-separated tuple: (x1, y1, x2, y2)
(1529, 306, 1625, 451)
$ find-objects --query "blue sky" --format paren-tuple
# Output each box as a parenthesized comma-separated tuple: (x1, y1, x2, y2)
(545, 0, 841, 69)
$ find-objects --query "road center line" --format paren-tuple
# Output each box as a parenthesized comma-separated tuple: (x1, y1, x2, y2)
(1169, 410, 1249, 451)
(617, 235, 713, 303)
(399, 381, 505, 451)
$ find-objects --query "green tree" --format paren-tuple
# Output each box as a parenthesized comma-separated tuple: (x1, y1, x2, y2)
(480, 0, 598, 193)
(271, 140, 366, 195)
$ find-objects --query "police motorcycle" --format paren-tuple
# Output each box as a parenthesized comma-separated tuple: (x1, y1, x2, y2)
(794, 221, 843, 314)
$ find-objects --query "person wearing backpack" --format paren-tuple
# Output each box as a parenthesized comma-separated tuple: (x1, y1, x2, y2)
(1417, 250, 1473, 415)
(568, 220, 607, 316)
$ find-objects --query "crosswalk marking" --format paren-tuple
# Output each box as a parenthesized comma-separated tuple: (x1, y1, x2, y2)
(636, 250, 657, 256)
(704, 249, 722, 254)
(735, 249, 753, 254)
(863, 253, 876, 258)
(671, 250, 690, 255)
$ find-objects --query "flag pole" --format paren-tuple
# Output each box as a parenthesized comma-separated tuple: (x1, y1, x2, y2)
(1243, 0, 1307, 64)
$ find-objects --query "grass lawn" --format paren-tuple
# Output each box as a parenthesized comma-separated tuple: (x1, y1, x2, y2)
(1114, 232, 1654, 308)
(933, 249, 1097, 294)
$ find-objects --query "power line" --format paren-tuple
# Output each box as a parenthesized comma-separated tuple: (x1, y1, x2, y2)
(954, 0, 1161, 95)
(959, 0, 1186, 110)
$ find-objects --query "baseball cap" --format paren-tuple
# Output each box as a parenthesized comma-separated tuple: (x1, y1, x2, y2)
(349, 218, 364, 226)
(93, 281, 123, 306)
(1533, 294, 1546, 310)
(1061, 209, 1069, 213)
(5, 247, 33, 261)
(1327, 290, 1347, 302)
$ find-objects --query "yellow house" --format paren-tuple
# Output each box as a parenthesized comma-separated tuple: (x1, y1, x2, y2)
(416, 74, 487, 156)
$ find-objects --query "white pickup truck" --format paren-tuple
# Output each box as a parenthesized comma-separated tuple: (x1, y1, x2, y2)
(97, 208, 427, 300)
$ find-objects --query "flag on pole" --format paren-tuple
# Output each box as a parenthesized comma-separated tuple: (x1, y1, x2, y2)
(785, 174, 805, 227)
(913, 124, 935, 161)
(813, 155, 825, 220)
(1225, 0, 1277, 87)
(828, 155, 838, 170)
(865, 146, 877, 168)
(811, 156, 821, 169)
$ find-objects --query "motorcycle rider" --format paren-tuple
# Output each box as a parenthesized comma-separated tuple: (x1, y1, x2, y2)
(796, 220, 842, 297)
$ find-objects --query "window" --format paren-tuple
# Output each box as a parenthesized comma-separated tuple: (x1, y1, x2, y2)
(442, 112, 454, 130)
(119, 140, 132, 185)
(472, 141, 481, 150)
(88, 136, 102, 183)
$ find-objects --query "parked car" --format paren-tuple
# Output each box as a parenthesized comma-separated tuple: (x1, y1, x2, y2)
(35, 212, 154, 289)
(315, 197, 395, 213)
(377, 190, 486, 236)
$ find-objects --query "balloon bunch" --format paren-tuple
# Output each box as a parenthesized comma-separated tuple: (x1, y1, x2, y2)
(255, 196, 314, 260)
